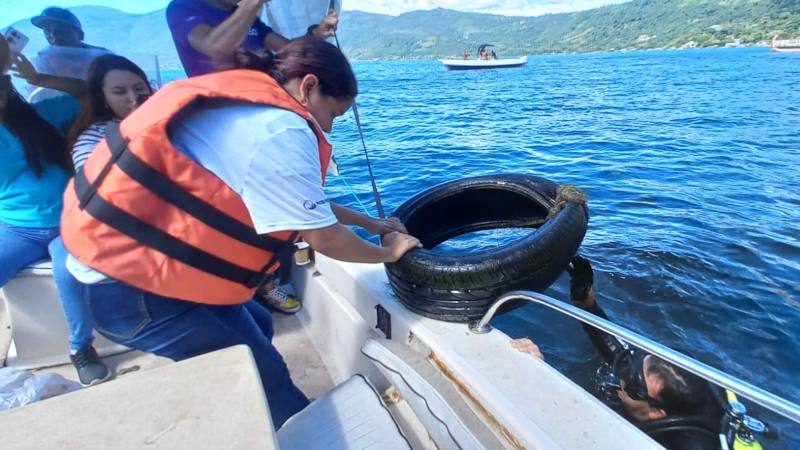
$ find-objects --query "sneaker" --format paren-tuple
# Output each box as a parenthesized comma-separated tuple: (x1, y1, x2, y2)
(70, 346, 112, 386)
(257, 284, 301, 314)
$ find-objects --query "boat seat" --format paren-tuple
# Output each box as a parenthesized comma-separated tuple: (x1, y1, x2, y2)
(0, 345, 279, 450)
(362, 338, 506, 450)
(1, 260, 128, 369)
(278, 374, 412, 450)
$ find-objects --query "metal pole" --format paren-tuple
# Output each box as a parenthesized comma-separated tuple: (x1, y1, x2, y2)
(330, 30, 386, 219)
(153, 55, 162, 89)
(469, 290, 800, 425)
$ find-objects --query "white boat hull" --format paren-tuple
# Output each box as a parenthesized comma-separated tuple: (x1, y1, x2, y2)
(440, 56, 527, 70)
(292, 253, 663, 449)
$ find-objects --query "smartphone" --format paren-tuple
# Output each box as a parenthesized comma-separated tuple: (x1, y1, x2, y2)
(2, 27, 29, 54)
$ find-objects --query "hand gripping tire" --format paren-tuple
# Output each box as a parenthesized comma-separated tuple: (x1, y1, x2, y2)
(385, 174, 589, 323)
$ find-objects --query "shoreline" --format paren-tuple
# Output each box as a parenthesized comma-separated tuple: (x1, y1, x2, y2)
(345, 44, 772, 62)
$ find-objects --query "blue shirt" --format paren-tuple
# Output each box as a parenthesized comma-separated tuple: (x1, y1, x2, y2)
(167, 0, 273, 77)
(0, 95, 78, 228)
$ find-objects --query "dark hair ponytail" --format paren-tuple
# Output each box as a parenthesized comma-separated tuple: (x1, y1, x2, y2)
(234, 37, 357, 99)
(1, 76, 70, 176)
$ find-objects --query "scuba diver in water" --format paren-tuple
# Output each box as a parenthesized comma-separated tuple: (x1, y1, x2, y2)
(514, 255, 724, 449)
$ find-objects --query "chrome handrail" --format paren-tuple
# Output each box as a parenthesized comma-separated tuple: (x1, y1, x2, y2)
(469, 290, 800, 424)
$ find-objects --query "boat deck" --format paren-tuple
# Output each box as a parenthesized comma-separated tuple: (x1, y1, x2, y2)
(0, 298, 335, 400)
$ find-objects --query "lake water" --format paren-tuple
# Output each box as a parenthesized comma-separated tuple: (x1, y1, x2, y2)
(168, 47, 800, 446)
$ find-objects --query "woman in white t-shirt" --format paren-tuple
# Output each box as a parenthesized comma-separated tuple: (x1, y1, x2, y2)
(56, 39, 422, 427)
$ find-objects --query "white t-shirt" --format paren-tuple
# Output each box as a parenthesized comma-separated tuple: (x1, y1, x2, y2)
(67, 100, 337, 283)
(170, 100, 337, 234)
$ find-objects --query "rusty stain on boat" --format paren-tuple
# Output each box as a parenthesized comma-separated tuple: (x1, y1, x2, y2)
(428, 351, 525, 450)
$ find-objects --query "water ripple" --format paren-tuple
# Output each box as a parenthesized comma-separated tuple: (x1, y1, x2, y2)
(321, 48, 800, 446)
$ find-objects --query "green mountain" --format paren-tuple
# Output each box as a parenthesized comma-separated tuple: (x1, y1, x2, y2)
(337, 0, 800, 58)
(6, 0, 800, 65)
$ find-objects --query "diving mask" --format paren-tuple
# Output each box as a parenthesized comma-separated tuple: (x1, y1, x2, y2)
(594, 349, 662, 407)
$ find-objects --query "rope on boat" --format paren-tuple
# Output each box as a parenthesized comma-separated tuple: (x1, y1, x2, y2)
(338, 174, 371, 215)
(546, 185, 588, 220)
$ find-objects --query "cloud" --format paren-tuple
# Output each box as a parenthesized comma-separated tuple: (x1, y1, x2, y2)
(344, 0, 630, 17)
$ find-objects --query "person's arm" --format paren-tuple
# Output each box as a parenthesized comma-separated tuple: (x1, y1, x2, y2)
(330, 203, 409, 236)
(186, 0, 267, 62)
(581, 298, 625, 364)
(262, 32, 290, 53)
(300, 223, 420, 263)
(10, 53, 87, 98)
(233, 118, 422, 263)
(568, 255, 625, 364)
(511, 338, 545, 360)
(261, 8, 339, 52)
(311, 9, 339, 39)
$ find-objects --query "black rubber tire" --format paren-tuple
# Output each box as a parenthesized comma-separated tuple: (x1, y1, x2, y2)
(385, 174, 589, 323)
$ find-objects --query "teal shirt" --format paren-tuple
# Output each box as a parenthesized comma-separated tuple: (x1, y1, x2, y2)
(0, 95, 78, 228)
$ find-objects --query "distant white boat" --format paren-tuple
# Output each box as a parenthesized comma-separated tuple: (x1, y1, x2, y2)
(440, 56, 528, 70)
(441, 43, 527, 70)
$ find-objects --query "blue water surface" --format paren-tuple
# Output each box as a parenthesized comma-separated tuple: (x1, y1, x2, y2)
(175, 47, 800, 446)
(333, 47, 799, 447)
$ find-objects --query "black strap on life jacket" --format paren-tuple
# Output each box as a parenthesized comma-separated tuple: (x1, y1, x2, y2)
(73, 122, 299, 289)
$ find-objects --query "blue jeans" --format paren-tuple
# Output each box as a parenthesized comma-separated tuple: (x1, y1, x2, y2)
(0, 225, 95, 353)
(0, 221, 59, 287)
(82, 280, 308, 427)
(49, 237, 97, 352)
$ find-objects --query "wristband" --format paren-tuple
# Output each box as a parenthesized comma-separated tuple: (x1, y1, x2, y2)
(306, 24, 319, 38)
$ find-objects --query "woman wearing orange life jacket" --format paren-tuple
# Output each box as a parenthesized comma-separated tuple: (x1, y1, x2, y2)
(58, 38, 422, 427)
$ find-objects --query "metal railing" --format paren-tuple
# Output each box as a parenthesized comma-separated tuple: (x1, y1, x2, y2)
(468, 290, 800, 424)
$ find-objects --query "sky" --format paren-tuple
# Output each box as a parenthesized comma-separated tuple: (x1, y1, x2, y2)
(2, 0, 629, 25)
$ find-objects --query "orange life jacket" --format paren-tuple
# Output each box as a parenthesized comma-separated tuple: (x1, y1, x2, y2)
(61, 70, 332, 305)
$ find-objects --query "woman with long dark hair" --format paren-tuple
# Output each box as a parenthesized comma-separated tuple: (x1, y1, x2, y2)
(58, 38, 421, 427)
(0, 35, 117, 386)
(67, 54, 152, 169)
(0, 35, 76, 290)
(47, 54, 153, 387)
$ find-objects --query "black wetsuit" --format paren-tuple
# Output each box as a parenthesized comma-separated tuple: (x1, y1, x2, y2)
(579, 303, 721, 450)
(580, 302, 623, 365)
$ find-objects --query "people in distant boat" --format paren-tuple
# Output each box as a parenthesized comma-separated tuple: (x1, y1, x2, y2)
(57, 39, 422, 428)
(0, 36, 110, 386)
(480, 49, 489, 61)
(463, 50, 470, 60)
(491, 50, 498, 60)
(29, 7, 109, 81)
(512, 255, 722, 450)
(166, 0, 339, 77)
